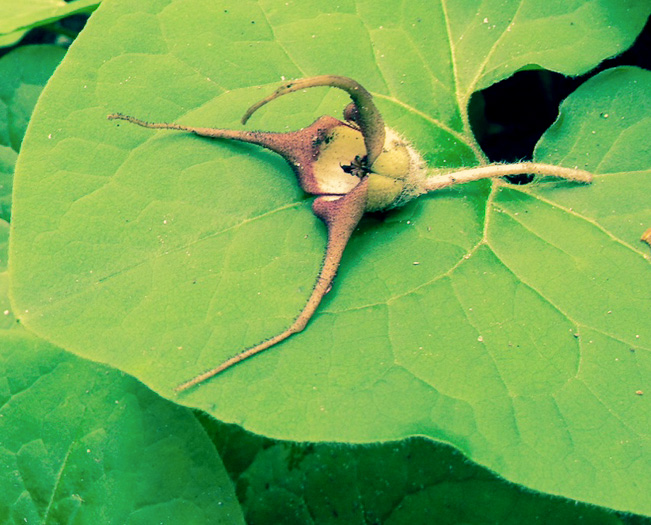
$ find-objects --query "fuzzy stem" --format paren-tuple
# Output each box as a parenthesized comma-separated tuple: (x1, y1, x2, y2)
(174, 238, 342, 392)
(423, 162, 592, 192)
(241, 75, 386, 166)
(175, 178, 370, 392)
(107, 112, 338, 171)
(107, 113, 281, 147)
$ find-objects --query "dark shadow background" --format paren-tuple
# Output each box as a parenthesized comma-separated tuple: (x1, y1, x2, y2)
(470, 16, 650, 169)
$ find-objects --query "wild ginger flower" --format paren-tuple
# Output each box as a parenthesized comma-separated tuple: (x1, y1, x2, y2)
(109, 75, 592, 391)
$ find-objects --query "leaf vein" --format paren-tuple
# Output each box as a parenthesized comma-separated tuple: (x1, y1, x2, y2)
(511, 185, 650, 259)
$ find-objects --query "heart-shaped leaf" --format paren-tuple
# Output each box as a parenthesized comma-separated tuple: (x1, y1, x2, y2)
(9, 0, 651, 514)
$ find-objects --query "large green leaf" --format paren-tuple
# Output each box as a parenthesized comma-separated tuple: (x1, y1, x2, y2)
(9, 0, 651, 514)
(0, 331, 245, 523)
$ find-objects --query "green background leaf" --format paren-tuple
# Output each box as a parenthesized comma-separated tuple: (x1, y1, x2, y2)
(0, 148, 15, 222)
(204, 419, 628, 525)
(9, 0, 651, 514)
(0, 44, 65, 221)
(0, 45, 66, 152)
(0, 331, 244, 524)
(0, 30, 27, 49)
(0, 0, 99, 37)
(0, 219, 17, 328)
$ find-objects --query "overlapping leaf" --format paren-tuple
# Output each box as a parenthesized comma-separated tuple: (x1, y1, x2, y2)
(0, 30, 26, 49)
(0, 219, 16, 328)
(0, 44, 65, 222)
(0, 0, 98, 38)
(203, 420, 626, 524)
(0, 148, 15, 221)
(9, 0, 651, 514)
(0, 45, 66, 152)
(0, 331, 244, 523)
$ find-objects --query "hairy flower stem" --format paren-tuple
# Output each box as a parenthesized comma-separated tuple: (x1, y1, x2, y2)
(175, 178, 370, 392)
(424, 162, 592, 191)
(108, 113, 298, 152)
(107, 112, 355, 195)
